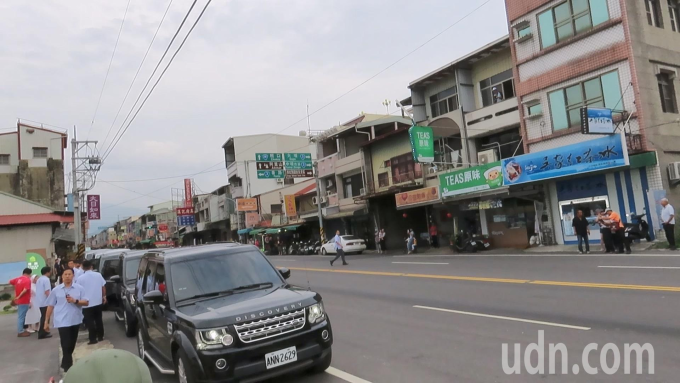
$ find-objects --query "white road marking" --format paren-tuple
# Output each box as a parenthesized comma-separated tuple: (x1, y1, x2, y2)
(598, 265, 680, 269)
(271, 259, 297, 262)
(327, 366, 373, 383)
(413, 305, 591, 331)
(392, 262, 450, 265)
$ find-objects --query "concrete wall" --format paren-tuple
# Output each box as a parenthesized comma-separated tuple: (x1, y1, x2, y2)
(18, 125, 65, 165)
(0, 133, 19, 173)
(0, 224, 54, 283)
(259, 179, 315, 215)
(0, 159, 65, 209)
(0, 193, 52, 215)
(370, 133, 413, 193)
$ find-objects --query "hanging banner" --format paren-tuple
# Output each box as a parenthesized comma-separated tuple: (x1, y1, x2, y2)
(502, 133, 629, 185)
(395, 186, 440, 208)
(245, 212, 260, 228)
(439, 162, 503, 198)
(236, 198, 258, 212)
(409, 126, 435, 163)
(581, 107, 614, 134)
(87, 195, 101, 220)
(284, 195, 297, 217)
(184, 179, 193, 207)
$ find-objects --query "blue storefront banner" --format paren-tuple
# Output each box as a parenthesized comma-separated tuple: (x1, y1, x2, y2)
(502, 133, 629, 185)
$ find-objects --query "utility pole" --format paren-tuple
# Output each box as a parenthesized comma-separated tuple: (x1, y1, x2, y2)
(71, 126, 102, 252)
(313, 161, 324, 242)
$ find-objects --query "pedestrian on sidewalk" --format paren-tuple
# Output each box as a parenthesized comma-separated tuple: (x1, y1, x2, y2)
(374, 230, 381, 254)
(44, 268, 89, 372)
(660, 198, 676, 250)
(73, 259, 84, 282)
(78, 260, 106, 345)
(25, 275, 42, 333)
(10, 268, 33, 337)
(36, 267, 53, 339)
(407, 231, 416, 254)
(54, 258, 63, 284)
(572, 210, 590, 254)
(606, 209, 625, 253)
(379, 228, 386, 253)
(429, 223, 439, 248)
(330, 230, 348, 266)
(597, 210, 615, 253)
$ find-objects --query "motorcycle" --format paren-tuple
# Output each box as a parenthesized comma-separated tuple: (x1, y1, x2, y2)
(312, 241, 322, 255)
(450, 231, 478, 253)
(623, 212, 652, 254)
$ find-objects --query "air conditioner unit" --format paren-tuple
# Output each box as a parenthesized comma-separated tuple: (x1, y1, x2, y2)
(326, 190, 333, 196)
(668, 162, 680, 182)
(312, 196, 319, 205)
(275, 178, 284, 184)
(320, 196, 327, 203)
(477, 149, 498, 165)
(327, 179, 335, 188)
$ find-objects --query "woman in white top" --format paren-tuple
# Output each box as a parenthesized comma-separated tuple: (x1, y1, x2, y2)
(25, 275, 42, 332)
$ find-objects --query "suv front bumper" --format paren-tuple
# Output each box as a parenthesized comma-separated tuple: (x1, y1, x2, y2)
(193, 319, 333, 382)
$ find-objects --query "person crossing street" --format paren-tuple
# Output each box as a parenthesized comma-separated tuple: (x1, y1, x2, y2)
(36, 267, 53, 339)
(330, 230, 348, 266)
(78, 260, 107, 344)
(9, 268, 33, 337)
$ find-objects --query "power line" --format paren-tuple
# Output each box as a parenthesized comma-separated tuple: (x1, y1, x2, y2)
(229, 0, 495, 159)
(100, 0, 175, 151)
(99, 180, 168, 201)
(87, 0, 133, 140)
(102, 0, 205, 159)
(100, 162, 225, 183)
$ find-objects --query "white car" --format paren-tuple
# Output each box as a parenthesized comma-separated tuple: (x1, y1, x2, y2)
(320, 235, 367, 255)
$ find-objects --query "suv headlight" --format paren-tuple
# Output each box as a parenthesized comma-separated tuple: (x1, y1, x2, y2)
(307, 302, 325, 324)
(196, 328, 234, 350)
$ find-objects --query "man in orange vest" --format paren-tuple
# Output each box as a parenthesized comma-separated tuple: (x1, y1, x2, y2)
(606, 209, 625, 253)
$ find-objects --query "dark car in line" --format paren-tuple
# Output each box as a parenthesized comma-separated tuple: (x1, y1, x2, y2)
(107, 250, 147, 337)
(134, 243, 333, 383)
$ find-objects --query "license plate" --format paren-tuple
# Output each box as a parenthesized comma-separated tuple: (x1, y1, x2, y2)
(625, 233, 629, 237)
(265, 346, 297, 369)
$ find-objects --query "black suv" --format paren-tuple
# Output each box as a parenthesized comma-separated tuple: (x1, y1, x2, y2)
(134, 243, 333, 382)
(108, 250, 146, 337)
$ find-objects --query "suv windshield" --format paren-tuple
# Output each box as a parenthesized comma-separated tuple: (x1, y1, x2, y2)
(171, 249, 283, 303)
(125, 258, 142, 285)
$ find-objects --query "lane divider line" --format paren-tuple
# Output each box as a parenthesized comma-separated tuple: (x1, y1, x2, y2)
(413, 305, 591, 331)
(598, 266, 680, 269)
(326, 366, 373, 383)
(287, 267, 680, 292)
(392, 262, 450, 265)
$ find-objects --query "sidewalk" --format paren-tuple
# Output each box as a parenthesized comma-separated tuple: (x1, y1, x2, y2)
(0, 312, 59, 383)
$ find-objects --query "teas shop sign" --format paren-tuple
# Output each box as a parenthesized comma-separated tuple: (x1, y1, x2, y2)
(501, 133, 628, 185)
(395, 186, 439, 208)
(439, 162, 503, 198)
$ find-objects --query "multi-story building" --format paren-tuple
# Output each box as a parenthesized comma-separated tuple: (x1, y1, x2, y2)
(187, 186, 233, 244)
(0, 121, 67, 209)
(504, 0, 673, 245)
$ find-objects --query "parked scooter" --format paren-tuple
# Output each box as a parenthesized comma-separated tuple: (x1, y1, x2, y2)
(623, 212, 652, 254)
(450, 231, 478, 253)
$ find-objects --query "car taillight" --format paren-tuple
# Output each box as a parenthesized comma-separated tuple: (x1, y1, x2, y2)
(347, 242, 354, 245)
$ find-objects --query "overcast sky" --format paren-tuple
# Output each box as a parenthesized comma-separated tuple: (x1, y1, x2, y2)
(0, 0, 508, 234)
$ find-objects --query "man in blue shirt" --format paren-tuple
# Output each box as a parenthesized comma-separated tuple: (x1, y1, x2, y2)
(330, 230, 348, 266)
(35, 266, 53, 339)
(44, 268, 89, 372)
(78, 260, 107, 344)
(73, 259, 84, 282)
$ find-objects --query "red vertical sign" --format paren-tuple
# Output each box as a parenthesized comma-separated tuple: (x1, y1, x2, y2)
(87, 195, 101, 220)
(184, 179, 193, 207)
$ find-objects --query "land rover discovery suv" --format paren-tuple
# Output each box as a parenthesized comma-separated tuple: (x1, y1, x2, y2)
(134, 243, 333, 382)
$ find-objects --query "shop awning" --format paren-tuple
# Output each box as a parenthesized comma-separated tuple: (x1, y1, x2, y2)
(284, 225, 301, 231)
(441, 186, 510, 203)
(237, 228, 252, 235)
(265, 228, 282, 234)
(139, 239, 153, 244)
(324, 211, 358, 220)
(249, 229, 265, 236)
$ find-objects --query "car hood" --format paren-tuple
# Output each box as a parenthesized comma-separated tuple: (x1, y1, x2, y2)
(176, 285, 320, 328)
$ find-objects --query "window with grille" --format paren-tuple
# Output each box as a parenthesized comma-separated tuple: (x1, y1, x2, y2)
(670, 0, 680, 32)
(390, 153, 422, 184)
(538, 0, 610, 48)
(548, 71, 622, 131)
(658, 73, 678, 114)
(480, 69, 515, 107)
(0, 154, 9, 165)
(378, 173, 389, 188)
(429, 87, 458, 118)
(646, 0, 663, 27)
(33, 147, 48, 158)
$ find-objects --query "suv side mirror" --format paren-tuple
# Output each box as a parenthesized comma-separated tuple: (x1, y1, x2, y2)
(278, 267, 291, 280)
(108, 275, 121, 284)
(143, 290, 164, 304)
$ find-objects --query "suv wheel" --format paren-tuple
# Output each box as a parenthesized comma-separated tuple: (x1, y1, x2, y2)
(175, 350, 197, 383)
(124, 311, 137, 338)
(137, 329, 146, 360)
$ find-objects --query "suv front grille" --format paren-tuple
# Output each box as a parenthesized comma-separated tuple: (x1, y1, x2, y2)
(233, 309, 306, 343)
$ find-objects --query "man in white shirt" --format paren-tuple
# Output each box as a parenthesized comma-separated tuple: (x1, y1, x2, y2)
(660, 198, 676, 250)
(36, 267, 53, 339)
(330, 230, 348, 266)
(73, 259, 85, 282)
(78, 260, 107, 344)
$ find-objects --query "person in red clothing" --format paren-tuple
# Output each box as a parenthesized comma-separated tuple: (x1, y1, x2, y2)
(429, 223, 439, 248)
(10, 268, 33, 337)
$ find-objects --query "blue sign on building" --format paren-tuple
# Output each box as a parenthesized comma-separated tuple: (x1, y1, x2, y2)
(501, 133, 629, 185)
(177, 216, 195, 226)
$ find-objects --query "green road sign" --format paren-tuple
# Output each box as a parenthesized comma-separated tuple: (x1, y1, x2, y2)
(284, 161, 313, 170)
(439, 161, 503, 198)
(256, 153, 283, 162)
(257, 170, 286, 179)
(284, 153, 312, 161)
(409, 126, 435, 163)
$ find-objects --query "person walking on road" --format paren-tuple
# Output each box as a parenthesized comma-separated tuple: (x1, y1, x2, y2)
(10, 268, 33, 337)
(44, 268, 89, 372)
(572, 210, 591, 254)
(73, 259, 84, 282)
(379, 229, 386, 254)
(330, 230, 348, 266)
(660, 198, 676, 250)
(78, 260, 107, 344)
(429, 223, 439, 248)
(25, 275, 42, 333)
(36, 267, 53, 339)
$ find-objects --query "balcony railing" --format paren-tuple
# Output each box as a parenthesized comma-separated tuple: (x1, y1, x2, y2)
(465, 97, 520, 138)
(336, 152, 362, 174)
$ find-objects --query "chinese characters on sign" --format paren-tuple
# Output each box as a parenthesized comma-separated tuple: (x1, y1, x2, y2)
(285, 169, 314, 178)
(439, 162, 504, 198)
(408, 126, 435, 163)
(502, 134, 629, 185)
(184, 179, 193, 207)
(257, 170, 286, 179)
(581, 107, 614, 135)
(395, 186, 440, 208)
(87, 195, 101, 220)
(176, 207, 195, 216)
(245, 212, 260, 228)
(284, 153, 312, 161)
(236, 198, 258, 212)
(256, 153, 313, 179)
(284, 195, 297, 217)
(177, 215, 195, 226)
(461, 199, 503, 211)
(256, 161, 284, 170)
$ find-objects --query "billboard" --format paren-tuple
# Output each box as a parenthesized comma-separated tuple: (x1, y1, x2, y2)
(184, 179, 193, 207)
(284, 195, 297, 217)
(395, 186, 439, 208)
(87, 195, 101, 220)
(581, 107, 615, 135)
(236, 198, 258, 212)
(409, 126, 435, 163)
(439, 161, 503, 198)
(245, 212, 260, 228)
